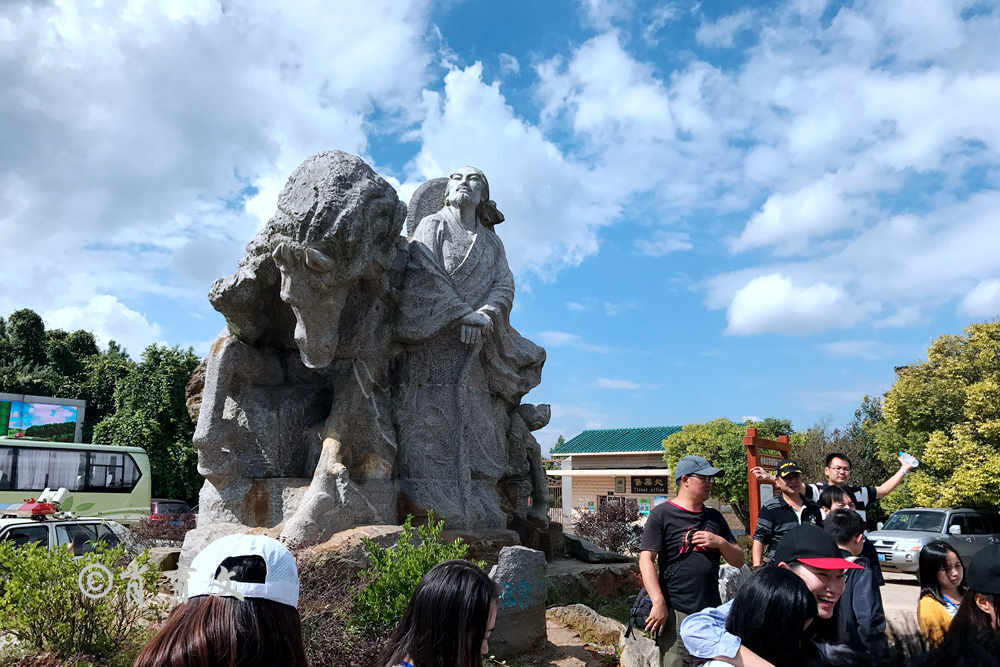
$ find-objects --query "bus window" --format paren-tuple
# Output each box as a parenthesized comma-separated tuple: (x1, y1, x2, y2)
(88, 452, 141, 491)
(15, 449, 86, 490)
(0, 448, 12, 491)
(2, 525, 49, 547)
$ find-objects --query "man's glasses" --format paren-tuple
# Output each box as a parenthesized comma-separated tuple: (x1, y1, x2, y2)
(828, 466, 851, 473)
(690, 474, 715, 482)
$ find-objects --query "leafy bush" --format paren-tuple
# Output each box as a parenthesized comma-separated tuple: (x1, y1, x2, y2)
(296, 555, 385, 667)
(574, 500, 643, 555)
(0, 540, 163, 660)
(350, 513, 485, 638)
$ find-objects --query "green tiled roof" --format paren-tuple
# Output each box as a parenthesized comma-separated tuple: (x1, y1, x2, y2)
(552, 426, 682, 455)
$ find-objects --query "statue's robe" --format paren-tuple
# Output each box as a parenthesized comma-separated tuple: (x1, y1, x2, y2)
(395, 211, 545, 529)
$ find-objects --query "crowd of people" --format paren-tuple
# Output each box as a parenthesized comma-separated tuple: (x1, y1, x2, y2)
(127, 451, 1000, 667)
(638, 453, 1000, 667)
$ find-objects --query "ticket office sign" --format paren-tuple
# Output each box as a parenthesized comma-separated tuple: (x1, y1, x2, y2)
(630, 476, 669, 494)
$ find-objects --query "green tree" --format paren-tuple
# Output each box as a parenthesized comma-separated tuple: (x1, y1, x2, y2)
(78, 349, 135, 442)
(869, 321, 1000, 513)
(7, 308, 48, 366)
(662, 417, 804, 532)
(93, 344, 201, 503)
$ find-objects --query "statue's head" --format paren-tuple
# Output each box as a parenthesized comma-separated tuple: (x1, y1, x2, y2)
(269, 151, 406, 368)
(444, 166, 504, 228)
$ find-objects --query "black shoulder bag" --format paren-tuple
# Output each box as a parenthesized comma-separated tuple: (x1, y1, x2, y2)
(625, 514, 708, 638)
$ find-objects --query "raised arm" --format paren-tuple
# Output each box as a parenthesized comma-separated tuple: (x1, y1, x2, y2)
(875, 454, 915, 499)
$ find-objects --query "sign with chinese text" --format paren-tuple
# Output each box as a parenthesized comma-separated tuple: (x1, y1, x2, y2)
(759, 454, 782, 470)
(630, 475, 669, 494)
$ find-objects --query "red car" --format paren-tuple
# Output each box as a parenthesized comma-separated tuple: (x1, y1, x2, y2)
(150, 498, 196, 524)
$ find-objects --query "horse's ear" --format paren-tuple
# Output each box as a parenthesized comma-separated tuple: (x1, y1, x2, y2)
(305, 247, 336, 272)
(272, 242, 293, 265)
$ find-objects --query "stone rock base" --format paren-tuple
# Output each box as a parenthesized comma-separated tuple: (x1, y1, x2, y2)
(546, 604, 625, 646)
(546, 559, 640, 602)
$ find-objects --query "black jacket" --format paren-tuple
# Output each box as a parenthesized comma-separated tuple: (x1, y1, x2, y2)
(836, 548, 889, 655)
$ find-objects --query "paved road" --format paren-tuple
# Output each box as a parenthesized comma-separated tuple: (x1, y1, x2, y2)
(880, 571, 920, 632)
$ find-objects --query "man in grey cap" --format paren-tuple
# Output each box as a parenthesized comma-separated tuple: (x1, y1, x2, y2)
(639, 456, 744, 667)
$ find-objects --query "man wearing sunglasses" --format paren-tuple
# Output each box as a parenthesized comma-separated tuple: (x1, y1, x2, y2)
(639, 456, 744, 667)
(752, 459, 825, 569)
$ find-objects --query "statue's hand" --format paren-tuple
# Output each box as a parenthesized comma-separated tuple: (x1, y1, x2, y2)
(460, 324, 483, 346)
(461, 310, 493, 331)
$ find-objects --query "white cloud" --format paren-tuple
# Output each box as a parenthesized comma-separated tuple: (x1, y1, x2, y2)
(593, 378, 661, 390)
(529, 1, 1000, 336)
(577, 0, 635, 29)
(726, 274, 879, 335)
(642, 3, 682, 45)
(959, 279, 1000, 318)
(44, 295, 163, 357)
(817, 340, 896, 360)
(741, 414, 761, 422)
(498, 53, 520, 76)
(875, 306, 923, 329)
(404, 63, 619, 276)
(537, 331, 613, 353)
(731, 175, 861, 254)
(695, 10, 756, 48)
(566, 302, 587, 311)
(636, 231, 693, 256)
(604, 301, 639, 316)
(1, 0, 433, 327)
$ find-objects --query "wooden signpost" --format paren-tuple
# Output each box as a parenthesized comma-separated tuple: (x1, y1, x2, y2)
(745, 428, 791, 531)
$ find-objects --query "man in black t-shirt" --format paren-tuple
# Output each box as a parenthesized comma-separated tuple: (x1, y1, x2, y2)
(639, 455, 744, 667)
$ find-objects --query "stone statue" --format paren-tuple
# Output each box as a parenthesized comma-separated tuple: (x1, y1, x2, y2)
(394, 167, 547, 531)
(183, 152, 551, 557)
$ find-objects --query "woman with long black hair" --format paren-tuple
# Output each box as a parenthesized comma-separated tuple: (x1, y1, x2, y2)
(689, 567, 819, 667)
(381, 559, 499, 667)
(917, 540, 967, 646)
(946, 543, 1000, 641)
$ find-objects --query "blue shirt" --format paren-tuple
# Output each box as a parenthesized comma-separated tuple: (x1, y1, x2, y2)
(679, 600, 741, 659)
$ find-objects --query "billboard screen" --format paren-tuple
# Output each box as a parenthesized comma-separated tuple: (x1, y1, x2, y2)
(0, 394, 85, 443)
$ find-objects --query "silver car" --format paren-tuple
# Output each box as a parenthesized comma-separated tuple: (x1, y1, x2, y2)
(867, 507, 1000, 574)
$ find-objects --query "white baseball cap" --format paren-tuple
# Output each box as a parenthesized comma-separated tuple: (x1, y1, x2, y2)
(188, 534, 299, 608)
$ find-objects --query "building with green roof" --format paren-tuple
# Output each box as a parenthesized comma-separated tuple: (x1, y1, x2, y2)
(548, 425, 744, 534)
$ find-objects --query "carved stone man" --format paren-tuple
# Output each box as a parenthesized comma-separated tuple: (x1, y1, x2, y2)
(395, 167, 546, 530)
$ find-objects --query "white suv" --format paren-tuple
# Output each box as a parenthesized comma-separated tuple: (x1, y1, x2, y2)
(0, 517, 121, 556)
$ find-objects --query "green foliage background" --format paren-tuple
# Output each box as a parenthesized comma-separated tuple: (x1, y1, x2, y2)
(662, 417, 802, 532)
(0, 308, 201, 503)
(0, 540, 161, 660)
(870, 321, 1000, 514)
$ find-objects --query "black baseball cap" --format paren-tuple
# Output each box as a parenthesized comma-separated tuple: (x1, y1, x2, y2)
(776, 459, 803, 478)
(773, 524, 864, 570)
(967, 543, 1000, 595)
(674, 455, 725, 481)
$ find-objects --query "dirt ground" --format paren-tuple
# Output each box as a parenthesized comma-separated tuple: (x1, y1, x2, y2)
(881, 571, 921, 633)
(515, 618, 610, 667)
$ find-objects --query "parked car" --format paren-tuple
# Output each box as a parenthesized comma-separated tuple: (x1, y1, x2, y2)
(867, 507, 1000, 574)
(150, 498, 195, 523)
(0, 516, 121, 556)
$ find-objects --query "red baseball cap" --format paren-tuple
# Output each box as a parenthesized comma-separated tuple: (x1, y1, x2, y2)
(773, 524, 864, 570)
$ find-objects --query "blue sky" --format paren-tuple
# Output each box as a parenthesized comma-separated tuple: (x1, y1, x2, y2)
(2, 0, 999, 453)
